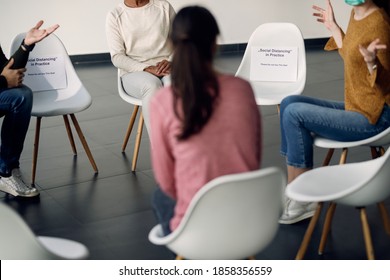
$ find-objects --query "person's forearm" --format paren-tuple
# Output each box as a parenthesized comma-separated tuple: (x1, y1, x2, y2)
(10, 43, 33, 69)
(330, 25, 344, 49)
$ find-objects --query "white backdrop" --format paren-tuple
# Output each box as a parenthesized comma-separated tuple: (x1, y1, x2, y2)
(0, 0, 351, 56)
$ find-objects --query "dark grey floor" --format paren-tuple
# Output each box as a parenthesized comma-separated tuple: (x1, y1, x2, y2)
(1, 48, 390, 260)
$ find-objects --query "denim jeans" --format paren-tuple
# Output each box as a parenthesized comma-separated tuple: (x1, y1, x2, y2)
(280, 95, 390, 168)
(151, 187, 176, 236)
(0, 85, 33, 176)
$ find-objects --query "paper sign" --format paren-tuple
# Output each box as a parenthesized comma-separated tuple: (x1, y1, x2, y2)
(250, 46, 298, 82)
(24, 55, 67, 91)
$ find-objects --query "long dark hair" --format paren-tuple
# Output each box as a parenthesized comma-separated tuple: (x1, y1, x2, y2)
(170, 6, 220, 140)
(374, 0, 390, 15)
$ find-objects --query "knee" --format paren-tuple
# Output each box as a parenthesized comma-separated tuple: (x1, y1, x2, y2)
(14, 86, 33, 112)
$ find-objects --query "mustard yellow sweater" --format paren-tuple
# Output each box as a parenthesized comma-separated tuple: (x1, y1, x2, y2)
(325, 8, 390, 124)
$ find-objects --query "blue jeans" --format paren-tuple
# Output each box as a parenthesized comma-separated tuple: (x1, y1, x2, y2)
(280, 95, 390, 168)
(0, 85, 33, 176)
(151, 187, 176, 236)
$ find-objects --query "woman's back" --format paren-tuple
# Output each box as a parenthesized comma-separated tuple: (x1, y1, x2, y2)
(150, 74, 261, 230)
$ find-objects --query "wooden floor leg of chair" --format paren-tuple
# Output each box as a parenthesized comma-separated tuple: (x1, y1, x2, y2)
(31, 117, 42, 185)
(248, 256, 256, 260)
(339, 148, 348, 164)
(322, 149, 334, 166)
(132, 112, 144, 171)
(69, 114, 98, 173)
(295, 202, 324, 260)
(318, 202, 337, 255)
(377, 202, 390, 235)
(122, 106, 139, 152)
(63, 115, 77, 155)
(176, 255, 184, 260)
(360, 207, 375, 260)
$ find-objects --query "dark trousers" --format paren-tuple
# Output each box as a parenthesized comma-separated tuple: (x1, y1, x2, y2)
(151, 187, 176, 236)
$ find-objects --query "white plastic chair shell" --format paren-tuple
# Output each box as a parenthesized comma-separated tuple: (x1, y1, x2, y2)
(10, 33, 92, 117)
(286, 148, 390, 207)
(0, 202, 89, 260)
(149, 167, 285, 260)
(117, 69, 142, 106)
(235, 22, 306, 106)
(314, 126, 390, 149)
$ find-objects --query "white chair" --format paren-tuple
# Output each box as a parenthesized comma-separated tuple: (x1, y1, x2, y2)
(148, 167, 285, 260)
(235, 22, 306, 110)
(286, 149, 390, 260)
(11, 33, 98, 184)
(0, 202, 89, 259)
(315, 126, 390, 166)
(117, 69, 143, 171)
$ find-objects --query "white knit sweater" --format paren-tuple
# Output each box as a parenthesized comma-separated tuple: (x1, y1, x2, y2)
(106, 0, 175, 76)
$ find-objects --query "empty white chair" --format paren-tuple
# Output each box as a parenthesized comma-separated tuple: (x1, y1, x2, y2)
(149, 167, 285, 260)
(0, 202, 89, 259)
(286, 149, 390, 259)
(11, 33, 98, 184)
(235, 22, 306, 109)
(117, 69, 144, 171)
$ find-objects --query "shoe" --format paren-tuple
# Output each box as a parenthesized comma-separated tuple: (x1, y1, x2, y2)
(0, 168, 39, 197)
(279, 199, 317, 224)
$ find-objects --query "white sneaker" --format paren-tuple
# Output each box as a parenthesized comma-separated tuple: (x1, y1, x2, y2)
(0, 169, 39, 197)
(279, 199, 317, 224)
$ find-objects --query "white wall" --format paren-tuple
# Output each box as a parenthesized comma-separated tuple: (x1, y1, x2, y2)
(0, 0, 351, 56)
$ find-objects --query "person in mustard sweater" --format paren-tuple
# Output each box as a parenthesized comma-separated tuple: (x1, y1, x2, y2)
(0, 20, 59, 197)
(279, 0, 390, 224)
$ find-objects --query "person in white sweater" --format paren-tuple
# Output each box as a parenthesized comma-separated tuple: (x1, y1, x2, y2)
(106, 0, 175, 132)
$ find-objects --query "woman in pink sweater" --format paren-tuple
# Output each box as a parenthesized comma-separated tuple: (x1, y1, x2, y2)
(149, 6, 262, 235)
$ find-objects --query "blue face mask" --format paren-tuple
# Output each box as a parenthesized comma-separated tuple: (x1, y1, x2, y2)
(345, 0, 365, 6)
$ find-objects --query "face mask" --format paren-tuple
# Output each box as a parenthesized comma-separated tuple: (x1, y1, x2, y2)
(345, 0, 365, 6)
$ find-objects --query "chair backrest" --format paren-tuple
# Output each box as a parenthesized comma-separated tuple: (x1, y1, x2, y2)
(155, 167, 285, 260)
(10, 33, 91, 116)
(117, 69, 142, 106)
(0, 202, 58, 259)
(235, 22, 306, 105)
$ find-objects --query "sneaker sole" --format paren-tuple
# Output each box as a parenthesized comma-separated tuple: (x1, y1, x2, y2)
(278, 210, 316, 225)
(0, 185, 40, 198)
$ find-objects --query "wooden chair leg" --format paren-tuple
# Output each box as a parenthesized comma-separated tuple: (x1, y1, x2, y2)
(31, 117, 42, 185)
(322, 149, 335, 166)
(69, 114, 98, 173)
(63, 115, 77, 155)
(122, 105, 139, 152)
(339, 148, 348, 164)
(132, 112, 144, 171)
(295, 202, 324, 260)
(360, 207, 375, 260)
(176, 255, 184, 260)
(318, 202, 337, 255)
(377, 202, 390, 235)
(248, 256, 256, 260)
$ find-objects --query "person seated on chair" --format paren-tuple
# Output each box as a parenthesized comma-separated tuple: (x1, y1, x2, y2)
(279, 0, 390, 224)
(0, 20, 59, 197)
(149, 6, 262, 236)
(105, 0, 175, 132)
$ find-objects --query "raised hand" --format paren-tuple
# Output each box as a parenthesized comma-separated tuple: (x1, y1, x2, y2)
(0, 59, 26, 88)
(24, 20, 60, 46)
(359, 38, 387, 72)
(312, 0, 338, 32)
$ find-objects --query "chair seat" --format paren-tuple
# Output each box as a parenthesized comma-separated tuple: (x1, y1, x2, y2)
(286, 151, 390, 206)
(38, 236, 89, 259)
(31, 86, 92, 117)
(314, 127, 390, 149)
(250, 80, 303, 105)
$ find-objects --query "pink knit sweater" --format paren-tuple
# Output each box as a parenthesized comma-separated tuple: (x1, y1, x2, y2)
(150, 74, 262, 230)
